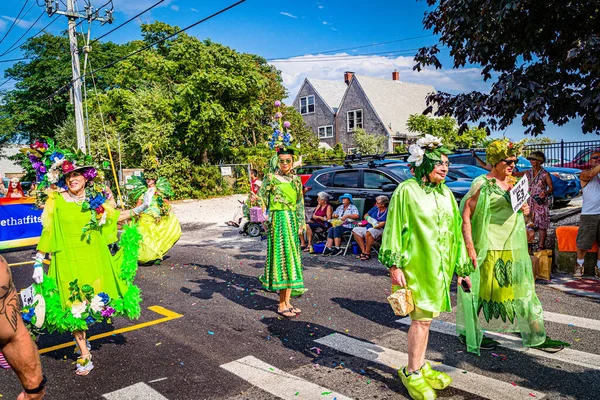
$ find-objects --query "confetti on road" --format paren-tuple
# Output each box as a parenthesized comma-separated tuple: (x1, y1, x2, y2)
(208, 331, 215, 335)
(310, 347, 322, 355)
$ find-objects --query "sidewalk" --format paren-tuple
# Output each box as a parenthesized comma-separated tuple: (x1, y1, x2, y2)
(547, 274, 600, 300)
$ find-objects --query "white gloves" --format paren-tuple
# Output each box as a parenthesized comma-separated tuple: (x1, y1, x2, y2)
(132, 188, 155, 215)
(32, 253, 44, 284)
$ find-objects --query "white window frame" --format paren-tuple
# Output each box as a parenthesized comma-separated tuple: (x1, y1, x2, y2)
(318, 125, 334, 139)
(300, 95, 315, 115)
(347, 147, 358, 155)
(347, 109, 363, 132)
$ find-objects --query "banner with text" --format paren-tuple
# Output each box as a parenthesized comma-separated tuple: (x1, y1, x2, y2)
(0, 198, 43, 250)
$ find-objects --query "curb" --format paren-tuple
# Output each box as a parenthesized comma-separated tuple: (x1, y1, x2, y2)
(546, 275, 600, 300)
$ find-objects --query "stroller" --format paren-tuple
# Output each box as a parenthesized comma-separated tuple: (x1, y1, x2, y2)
(241, 206, 267, 238)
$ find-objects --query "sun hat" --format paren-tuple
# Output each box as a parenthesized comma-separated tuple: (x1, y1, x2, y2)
(526, 151, 546, 163)
(338, 193, 353, 202)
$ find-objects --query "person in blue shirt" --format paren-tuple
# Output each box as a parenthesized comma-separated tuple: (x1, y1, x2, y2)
(352, 195, 389, 260)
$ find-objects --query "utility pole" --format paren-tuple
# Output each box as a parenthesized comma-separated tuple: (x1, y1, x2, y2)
(43, 0, 114, 153)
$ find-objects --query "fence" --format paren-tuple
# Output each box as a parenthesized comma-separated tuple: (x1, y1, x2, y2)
(522, 140, 600, 168)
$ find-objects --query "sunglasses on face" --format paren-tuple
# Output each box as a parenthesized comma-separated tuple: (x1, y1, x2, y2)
(591, 156, 600, 160)
(434, 161, 450, 167)
(502, 159, 516, 166)
(279, 159, 293, 165)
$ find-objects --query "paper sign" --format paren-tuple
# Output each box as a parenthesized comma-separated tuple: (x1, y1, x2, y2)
(20, 285, 36, 307)
(220, 166, 232, 176)
(510, 175, 530, 213)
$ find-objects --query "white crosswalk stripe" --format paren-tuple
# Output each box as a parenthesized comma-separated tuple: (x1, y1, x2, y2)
(543, 310, 600, 331)
(315, 333, 545, 400)
(396, 317, 600, 370)
(103, 382, 168, 400)
(220, 355, 352, 400)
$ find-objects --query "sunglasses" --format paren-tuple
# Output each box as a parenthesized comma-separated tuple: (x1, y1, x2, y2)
(591, 156, 600, 160)
(278, 159, 293, 165)
(502, 159, 516, 166)
(434, 161, 451, 167)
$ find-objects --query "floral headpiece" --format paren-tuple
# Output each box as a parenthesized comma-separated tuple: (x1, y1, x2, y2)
(486, 138, 525, 166)
(23, 139, 111, 240)
(268, 100, 301, 154)
(407, 134, 452, 181)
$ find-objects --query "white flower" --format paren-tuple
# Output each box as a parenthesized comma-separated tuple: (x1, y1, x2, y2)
(71, 302, 88, 318)
(407, 144, 425, 166)
(90, 295, 105, 313)
(417, 134, 443, 149)
(47, 168, 60, 183)
(98, 211, 107, 226)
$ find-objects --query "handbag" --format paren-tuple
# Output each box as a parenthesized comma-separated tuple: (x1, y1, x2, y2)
(533, 249, 552, 281)
(387, 285, 414, 316)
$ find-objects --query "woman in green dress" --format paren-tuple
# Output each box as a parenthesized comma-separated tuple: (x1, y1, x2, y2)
(25, 140, 151, 375)
(256, 103, 305, 318)
(458, 139, 566, 354)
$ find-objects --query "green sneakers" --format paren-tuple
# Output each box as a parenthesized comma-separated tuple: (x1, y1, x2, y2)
(420, 362, 452, 390)
(399, 367, 437, 400)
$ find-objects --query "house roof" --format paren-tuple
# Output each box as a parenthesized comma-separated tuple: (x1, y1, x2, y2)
(306, 78, 347, 113)
(352, 74, 436, 138)
(0, 145, 24, 175)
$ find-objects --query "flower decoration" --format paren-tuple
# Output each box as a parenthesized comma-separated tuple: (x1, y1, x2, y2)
(274, 100, 281, 107)
(71, 302, 87, 319)
(22, 138, 112, 241)
(407, 144, 426, 166)
(486, 138, 525, 166)
(267, 101, 297, 153)
(408, 134, 453, 182)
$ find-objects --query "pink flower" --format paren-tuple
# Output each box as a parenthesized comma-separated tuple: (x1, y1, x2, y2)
(283, 121, 291, 128)
(101, 306, 115, 317)
(274, 100, 281, 107)
(95, 205, 105, 214)
(274, 112, 283, 119)
(61, 161, 75, 173)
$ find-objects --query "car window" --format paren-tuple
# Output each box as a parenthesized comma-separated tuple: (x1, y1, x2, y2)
(453, 165, 488, 179)
(332, 170, 359, 188)
(363, 170, 396, 189)
(315, 171, 334, 187)
(386, 165, 414, 181)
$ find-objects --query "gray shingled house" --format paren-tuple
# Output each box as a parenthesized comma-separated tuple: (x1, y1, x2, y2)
(293, 71, 436, 152)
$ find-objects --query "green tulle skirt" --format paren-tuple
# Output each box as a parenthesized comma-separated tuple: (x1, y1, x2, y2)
(260, 210, 304, 291)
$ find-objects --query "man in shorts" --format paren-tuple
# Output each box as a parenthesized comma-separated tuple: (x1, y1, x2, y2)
(0, 255, 46, 399)
(575, 149, 600, 278)
(379, 136, 473, 400)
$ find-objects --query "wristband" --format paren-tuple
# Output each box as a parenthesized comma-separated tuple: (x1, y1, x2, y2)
(24, 375, 47, 394)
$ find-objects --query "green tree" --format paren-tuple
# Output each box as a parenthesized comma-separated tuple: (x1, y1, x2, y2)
(352, 128, 386, 154)
(414, 0, 599, 136)
(407, 114, 488, 149)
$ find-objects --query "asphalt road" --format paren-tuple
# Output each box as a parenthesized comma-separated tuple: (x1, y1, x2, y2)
(1, 221, 599, 400)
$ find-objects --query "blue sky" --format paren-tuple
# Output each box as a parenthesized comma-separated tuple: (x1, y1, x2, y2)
(0, 0, 596, 142)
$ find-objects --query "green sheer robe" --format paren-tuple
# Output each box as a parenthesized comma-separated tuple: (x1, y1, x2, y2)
(379, 178, 472, 314)
(457, 176, 546, 355)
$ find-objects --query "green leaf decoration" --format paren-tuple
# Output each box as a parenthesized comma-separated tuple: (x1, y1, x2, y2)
(505, 299, 515, 323)
(499, 302, 507, 323)
(492, 301, 501, 319)
(482, 300, 492, 322)
(494, 259, 506, 287)
(505, 260, 513, 286)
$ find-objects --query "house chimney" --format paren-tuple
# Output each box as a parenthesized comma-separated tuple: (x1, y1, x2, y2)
(344, 71, 354, 86)
(392, 70, 400, 81)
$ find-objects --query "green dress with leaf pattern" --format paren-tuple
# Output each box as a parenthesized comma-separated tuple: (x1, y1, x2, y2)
(257, 172, 305, 291)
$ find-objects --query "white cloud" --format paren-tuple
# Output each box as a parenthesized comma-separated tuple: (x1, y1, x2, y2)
(110, 0, 173, 16)
(0, 19, 7, 32)
(270, 53, 490, 102)
(1, 15, 35, 29)
(280, 12, 298, 19)
(171, 5, 179, 11)
(322, 21, 328, 25)
(318, 5, 324, 9)
(191, 8, 199, 12)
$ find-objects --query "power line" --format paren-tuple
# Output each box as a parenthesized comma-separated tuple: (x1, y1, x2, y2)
(88, 0, 165, 46)
(0, 1, 31, 45)
(0, 78, 13, 88)
(45, 0, 247, 102)
(268, 34, 435, 61)
(0, 57, 31, 63)
(0, 11, 47, 58)
(0, 15, 61, 61)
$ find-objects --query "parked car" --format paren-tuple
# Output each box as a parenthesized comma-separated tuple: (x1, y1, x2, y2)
(303, 161, 468, 211)
(296, 165, 329, 186)
(560, 147, 600, 170)
(447, 164, 489, 180)
(448, 152, 580, 207)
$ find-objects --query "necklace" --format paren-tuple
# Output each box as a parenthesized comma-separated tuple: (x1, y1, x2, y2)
(68, 190, 86, 206)
(376, 208, 387, 219)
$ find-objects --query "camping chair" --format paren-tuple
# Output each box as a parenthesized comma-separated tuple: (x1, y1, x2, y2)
(341, 198, 365, 256)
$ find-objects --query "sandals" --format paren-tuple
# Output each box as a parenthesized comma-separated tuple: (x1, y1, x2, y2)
(532, 338, 569, 353)
(302, 246, 311, 253)
(360, 253, 371, 261)
(226, 221, 239, 227)
(289, 306, 301, 314)
(574, 265, 584, 279)
(76, 354, 94, 376)
(277, 308, 296, 318)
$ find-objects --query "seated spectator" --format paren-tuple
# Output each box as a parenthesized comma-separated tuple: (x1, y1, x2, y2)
(322, 193, 359, 256)
(227, 169, 262, 228)
(6, 178, 25, 199)
(302, 192, 333, 253)
(352, 195, 389, 260)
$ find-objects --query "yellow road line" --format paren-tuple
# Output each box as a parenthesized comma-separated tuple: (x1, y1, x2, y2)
(38, 306, 183, 355)
(8, 260, 51, 267)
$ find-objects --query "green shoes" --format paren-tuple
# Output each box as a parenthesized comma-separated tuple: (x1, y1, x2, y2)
(420, 362, 452, 390)
(458, 334, 500, 350)
(399, 367, 437, 400)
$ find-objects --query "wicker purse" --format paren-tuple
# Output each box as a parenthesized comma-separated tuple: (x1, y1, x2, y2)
(387, 285, 414, 316)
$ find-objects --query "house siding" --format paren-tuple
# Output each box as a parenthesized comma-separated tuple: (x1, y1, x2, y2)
(292, 81, 336, 148)
(336, 80, 389, 152)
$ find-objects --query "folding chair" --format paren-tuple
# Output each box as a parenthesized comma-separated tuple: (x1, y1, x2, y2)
(342, 198, 365, 256)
